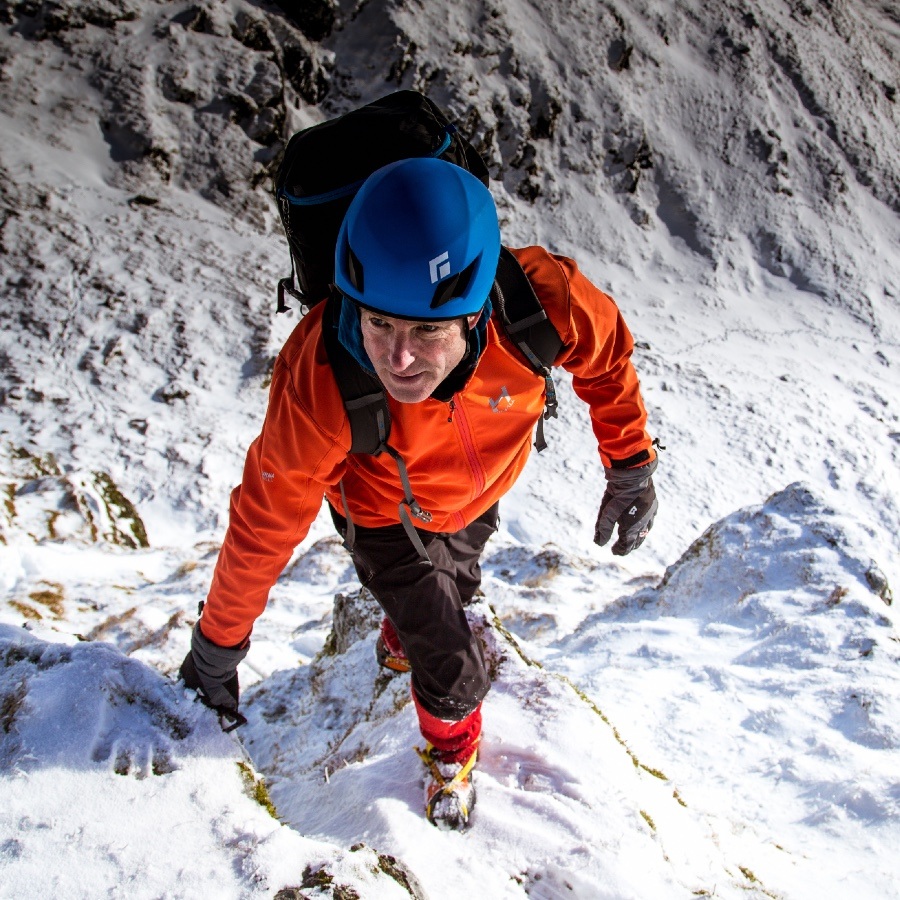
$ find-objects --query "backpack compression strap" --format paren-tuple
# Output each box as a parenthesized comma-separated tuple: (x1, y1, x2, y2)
(492, 248, 563, 451)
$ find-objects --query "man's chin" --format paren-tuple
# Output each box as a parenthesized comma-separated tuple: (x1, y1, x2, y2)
(384, 384, 435, 404)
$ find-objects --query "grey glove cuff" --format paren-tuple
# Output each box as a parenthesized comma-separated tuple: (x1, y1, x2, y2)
(603, 455, 657, 487)
(190, 623, 250, 682)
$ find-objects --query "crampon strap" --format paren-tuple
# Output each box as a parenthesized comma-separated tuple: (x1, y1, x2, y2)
(416, 743, 478, 822)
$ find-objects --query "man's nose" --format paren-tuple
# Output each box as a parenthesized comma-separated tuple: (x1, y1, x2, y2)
(387, 332, 415, 370)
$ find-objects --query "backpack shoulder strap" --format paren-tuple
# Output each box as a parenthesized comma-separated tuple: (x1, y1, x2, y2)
(321, 292, 391, 455)
(493, 246, 564, 374)
(320, 293, 434, 565)
(492, 247, 563, 451)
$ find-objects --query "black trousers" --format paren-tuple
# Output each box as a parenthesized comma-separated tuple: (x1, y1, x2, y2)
(329, 502, 498, 721)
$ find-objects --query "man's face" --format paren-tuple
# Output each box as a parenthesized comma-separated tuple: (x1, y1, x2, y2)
(359, 308, 480, 403)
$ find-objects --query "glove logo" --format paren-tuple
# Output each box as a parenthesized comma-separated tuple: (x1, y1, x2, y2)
(628, 504, 638, 516)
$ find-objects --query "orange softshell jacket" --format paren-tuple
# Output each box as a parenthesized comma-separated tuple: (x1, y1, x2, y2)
(201, 246, 655, 647)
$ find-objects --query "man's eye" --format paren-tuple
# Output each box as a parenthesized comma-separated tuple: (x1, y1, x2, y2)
(418, 324, 440, 334)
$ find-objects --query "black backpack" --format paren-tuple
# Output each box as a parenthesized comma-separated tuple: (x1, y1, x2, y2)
(273, 92, 562, 558)
(275, 90, 489, 309)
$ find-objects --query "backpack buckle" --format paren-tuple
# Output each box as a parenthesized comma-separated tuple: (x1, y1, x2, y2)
(277, 277, 309, 315)
(542, 373, 559, 419)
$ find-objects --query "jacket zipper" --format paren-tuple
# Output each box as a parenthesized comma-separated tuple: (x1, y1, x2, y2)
(451, 396, 486, 499)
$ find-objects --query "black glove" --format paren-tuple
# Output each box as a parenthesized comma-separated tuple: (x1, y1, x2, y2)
(594, 457, 658, 556)
(180, 623, 249, 731)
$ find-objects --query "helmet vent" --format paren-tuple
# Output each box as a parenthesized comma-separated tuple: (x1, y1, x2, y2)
(430, 258, 476, 310)
(347, 245, 365, 292)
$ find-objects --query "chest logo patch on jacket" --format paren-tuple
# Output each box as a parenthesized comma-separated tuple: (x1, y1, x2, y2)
(490, 387, 514, 413)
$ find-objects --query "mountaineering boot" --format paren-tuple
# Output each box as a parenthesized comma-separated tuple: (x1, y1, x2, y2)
(417, 743, 477, 829)
(375, 617, 410, 673)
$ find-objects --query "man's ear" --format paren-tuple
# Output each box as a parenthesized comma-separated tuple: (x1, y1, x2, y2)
(465, 311, 483, 330)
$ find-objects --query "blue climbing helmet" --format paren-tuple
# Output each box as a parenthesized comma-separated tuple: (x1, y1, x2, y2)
(334, 157, 501, 321)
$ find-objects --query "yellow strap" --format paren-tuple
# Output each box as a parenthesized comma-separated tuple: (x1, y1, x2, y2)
(416, 744, 477, 797)
(415, 742, 434, 765)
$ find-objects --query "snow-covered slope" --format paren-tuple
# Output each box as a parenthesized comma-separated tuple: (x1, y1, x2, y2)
(552, 483, 899, 898)
(1, 0, 898, 897)
(0, 624, 422, 899)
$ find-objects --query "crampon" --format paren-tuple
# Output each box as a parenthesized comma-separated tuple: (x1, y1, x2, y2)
(375, 617, 411, 673)
(416, 743, 477, 830)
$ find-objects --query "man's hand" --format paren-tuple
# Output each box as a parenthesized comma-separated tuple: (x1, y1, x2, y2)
(594, 457, 658, 556)
(180, 623, 249, 731)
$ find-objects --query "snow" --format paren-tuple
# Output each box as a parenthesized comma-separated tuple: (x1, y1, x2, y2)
(1, 0, 899, 897)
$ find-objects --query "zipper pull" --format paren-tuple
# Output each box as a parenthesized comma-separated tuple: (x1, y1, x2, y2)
(447, 399, 456, 423)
